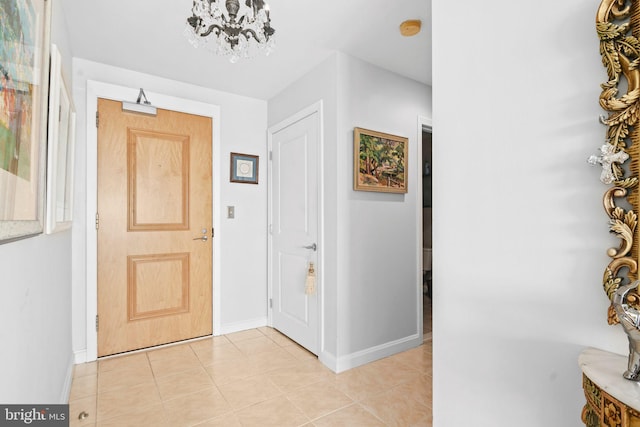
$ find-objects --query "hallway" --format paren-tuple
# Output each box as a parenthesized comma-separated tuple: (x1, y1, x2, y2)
(69, 327, 432, 426)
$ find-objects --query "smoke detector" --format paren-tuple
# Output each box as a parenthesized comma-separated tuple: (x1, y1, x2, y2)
(400, 20, 422, 37)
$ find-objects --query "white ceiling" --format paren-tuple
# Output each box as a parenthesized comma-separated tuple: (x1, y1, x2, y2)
(59, 0, 432, 100)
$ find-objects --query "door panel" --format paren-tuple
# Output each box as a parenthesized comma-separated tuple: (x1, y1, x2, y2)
(128, 129, 189, 229)
(271, 111, 319, 354)
(97, 98, 212, 357)
(279, 252, 310, 324)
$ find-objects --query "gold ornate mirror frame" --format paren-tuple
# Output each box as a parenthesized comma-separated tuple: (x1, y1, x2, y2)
(594, 0, 640, 326)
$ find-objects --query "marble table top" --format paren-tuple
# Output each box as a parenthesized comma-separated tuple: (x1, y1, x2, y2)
(579, 347, 640, 410)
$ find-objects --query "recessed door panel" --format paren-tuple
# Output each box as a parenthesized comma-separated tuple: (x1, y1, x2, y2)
(128, 129, 189, 230)
(127, 253, 190, 320)
(278, 252, 309, 325)
(278, 136, 308, 235)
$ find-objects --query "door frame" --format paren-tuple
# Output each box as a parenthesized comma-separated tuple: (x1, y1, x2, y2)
(266, 100, 324, 353)
(85, 80, 222, 361)
(417, 115, 433, 339)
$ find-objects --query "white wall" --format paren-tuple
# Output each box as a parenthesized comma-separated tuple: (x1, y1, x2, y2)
(71, 59, 269, 359)
(268, 53, 340, 358)
(0, 1, 74, 403)
(432, 0, 628, 425)
(269, 53, 431, 371)
(338, 55, 431, 360)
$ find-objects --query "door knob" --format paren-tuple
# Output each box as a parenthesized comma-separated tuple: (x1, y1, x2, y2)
(303, 243, 317, 251)
(193, 235, 208, 242)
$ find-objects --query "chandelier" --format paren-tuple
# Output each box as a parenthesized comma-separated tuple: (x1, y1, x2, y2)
(185, 0, 275, 63)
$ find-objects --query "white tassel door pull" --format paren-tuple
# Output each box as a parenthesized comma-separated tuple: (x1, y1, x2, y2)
(305, 262, 316, 295)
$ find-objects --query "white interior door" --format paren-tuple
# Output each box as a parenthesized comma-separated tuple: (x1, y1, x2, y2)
(269, 108, 320, 354)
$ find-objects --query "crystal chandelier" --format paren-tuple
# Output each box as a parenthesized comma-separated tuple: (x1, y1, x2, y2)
(185, 0, 275, 63)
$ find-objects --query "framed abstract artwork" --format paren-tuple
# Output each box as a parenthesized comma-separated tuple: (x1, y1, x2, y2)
(354, 127, 408, 193)
(45, 44, 76, 234)
(230, 152, 259, 184)
(0, 0, 52, 243)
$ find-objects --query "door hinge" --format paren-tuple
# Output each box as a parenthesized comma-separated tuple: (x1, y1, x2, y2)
(269, 298, 273, 309)
(95, 212, 99, 230)
(95, 315, 99, 332)
(211, 227, 214, 238)
(95, 111, 99, 128)
(268, 224, 273, 235)
(269, 150, 272, 160)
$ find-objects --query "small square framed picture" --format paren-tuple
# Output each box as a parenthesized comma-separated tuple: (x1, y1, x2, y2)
(230, 152, 259, 184)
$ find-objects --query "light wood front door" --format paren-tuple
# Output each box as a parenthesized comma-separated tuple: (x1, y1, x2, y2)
(97, 98, 212, 357)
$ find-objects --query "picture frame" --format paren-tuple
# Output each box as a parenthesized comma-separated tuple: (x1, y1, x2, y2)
(45, 44, 76, 234)
(230, 152, 259, 184)
(0, 0, 52, 243)
(354, 127, 408, 193)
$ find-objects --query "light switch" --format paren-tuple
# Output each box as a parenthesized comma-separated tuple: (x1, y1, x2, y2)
(227, 206, 235, 219)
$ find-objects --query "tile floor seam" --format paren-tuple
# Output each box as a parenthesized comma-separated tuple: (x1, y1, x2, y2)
(290, 396, 355, 425)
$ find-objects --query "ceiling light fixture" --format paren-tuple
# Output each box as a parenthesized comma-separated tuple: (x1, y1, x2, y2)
(400, 20, 422, 37)
(185, 0, 276, 63)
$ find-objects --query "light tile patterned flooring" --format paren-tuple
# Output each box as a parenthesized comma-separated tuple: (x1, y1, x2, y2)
(69, 322, 432, 427)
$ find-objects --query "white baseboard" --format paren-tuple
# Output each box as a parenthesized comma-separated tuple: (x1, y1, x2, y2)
(73, 349, 88, 364)
(60, 353, 75, 403)
(324, 334, 423, 373)
(218, 316, 268, 335)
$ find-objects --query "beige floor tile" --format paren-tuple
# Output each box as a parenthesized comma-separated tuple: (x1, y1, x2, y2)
(286, 380, 353, 421)
(360, 387, 432, 427)
(98, 353, 150, 374)
(233, 335, 282, 355)
(331, 368, 389, 401)
(268, 360, 334, 394)
(147, 344, 202, 377)
(225, 329, 264, 343)
(194, 412, 242, 426)
(74, 362, 98, 378)
(389, 344, 433, 374)
(204, 356, 261, 385)
(96, 404, 168, 427)
(97, 362, 155, 394)
(70, 374, 98, 401)
(96, 382, 161, 421)
(163, 387, 231, 427)
(359, 356, 421, 389)
(268, 332, 296, 347)
(147, 342, 197, 362)
(392, 374, 432, 408)
(155, 366, 215, 401)
(281, 344, 318, 362)
(311, 404, 385, 427)
(69, 395, 97, 427)
(257, 326, 280, 337)
(217, 374, 282, 409)
(234, 396, 309, 427)
(246, 347, 299, 373)
(189, 336, 233, 354)
(193, 343, 245, 366)
(72, 328, 432, 427)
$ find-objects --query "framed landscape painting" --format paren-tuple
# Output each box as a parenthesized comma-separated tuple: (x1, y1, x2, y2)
(0, 0, 52, 243)
(354, 127, 408, 193)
